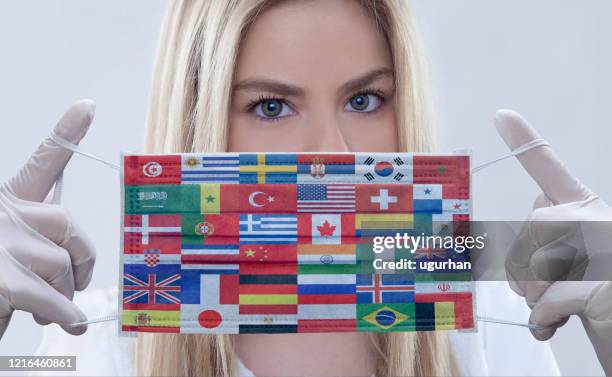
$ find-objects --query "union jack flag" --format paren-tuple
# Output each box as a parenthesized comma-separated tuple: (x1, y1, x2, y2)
(123, 268, 181, 305)
(414, 248, 447, 260)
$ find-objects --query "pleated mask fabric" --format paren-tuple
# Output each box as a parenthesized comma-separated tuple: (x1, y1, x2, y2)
(120, 152, 475, 334)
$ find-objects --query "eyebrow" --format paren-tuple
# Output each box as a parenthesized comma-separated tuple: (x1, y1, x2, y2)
(339, 67, 394, 94)
(232, 67, 394, 97)
(233, 79, 305, 97)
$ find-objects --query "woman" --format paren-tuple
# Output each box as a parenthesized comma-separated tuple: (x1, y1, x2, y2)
(4, 0, 608, 376)
(138, 1, 452, 375)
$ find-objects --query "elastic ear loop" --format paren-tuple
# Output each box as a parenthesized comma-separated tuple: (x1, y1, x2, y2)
(48, 132, 548, 332)
(471, 138, 550, 174)
(48, 132, 120, 205)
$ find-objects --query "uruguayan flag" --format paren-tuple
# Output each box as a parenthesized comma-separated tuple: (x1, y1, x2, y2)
(181, 154, 240, 183)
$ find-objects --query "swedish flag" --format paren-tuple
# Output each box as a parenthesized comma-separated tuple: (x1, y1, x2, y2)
(239, 154, 297, 184)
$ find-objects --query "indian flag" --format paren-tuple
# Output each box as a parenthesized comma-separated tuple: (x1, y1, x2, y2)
(297, 244, 356, 274)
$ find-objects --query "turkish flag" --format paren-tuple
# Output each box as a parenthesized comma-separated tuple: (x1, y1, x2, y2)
(355, 184, 412, 212)
(220, 184, 297, 213)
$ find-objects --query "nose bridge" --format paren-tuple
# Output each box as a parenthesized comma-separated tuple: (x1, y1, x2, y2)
(306, 109, 351, 152)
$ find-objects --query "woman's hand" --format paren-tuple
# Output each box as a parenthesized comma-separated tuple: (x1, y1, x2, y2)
(495, 110, 612, 375)
(0, 100, 96, 340)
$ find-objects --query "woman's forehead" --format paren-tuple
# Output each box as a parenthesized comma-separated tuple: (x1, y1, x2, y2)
(234, 0, 393, 88)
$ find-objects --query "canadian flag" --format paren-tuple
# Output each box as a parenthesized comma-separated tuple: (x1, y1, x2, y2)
(297, 214, 356, 244)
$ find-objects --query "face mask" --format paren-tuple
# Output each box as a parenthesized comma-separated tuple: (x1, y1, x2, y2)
(120, 152, 475, 334)
(49, 132, 550, 333)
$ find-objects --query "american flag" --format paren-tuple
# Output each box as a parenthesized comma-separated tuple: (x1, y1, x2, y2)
(297, 184, 355, 212)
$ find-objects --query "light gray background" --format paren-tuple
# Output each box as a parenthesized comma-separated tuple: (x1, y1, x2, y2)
(0, 1, 608, 376)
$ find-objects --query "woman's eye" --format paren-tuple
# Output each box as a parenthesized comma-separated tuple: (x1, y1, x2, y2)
(253, 99, 294, 119)
(345, 93, 382, 113)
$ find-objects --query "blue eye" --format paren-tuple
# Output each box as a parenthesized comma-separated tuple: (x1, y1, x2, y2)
(345, 93, 383, 113)
(253, 99, 295, 119)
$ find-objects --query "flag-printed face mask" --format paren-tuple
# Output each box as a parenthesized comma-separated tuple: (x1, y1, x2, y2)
(120, 152, 475, 334)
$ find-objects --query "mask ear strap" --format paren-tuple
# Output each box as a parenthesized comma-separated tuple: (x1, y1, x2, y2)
(47, 132, 120, 205)
(68, 313, 547, 331)
(471, 138, 549, 174)
(48, 131, 549, 177)
(49, 131, 121, 171)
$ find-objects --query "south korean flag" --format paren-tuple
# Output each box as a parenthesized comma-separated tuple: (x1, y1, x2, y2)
(355, 154, 413, 184)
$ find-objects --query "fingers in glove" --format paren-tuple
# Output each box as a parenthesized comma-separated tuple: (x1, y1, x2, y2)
(4, 100, 95, 203)
(2, 247, 87, 335)
(2, 238, 80, 327)
(4, 200, 95, 291)
(531, 237, 587, 282)
(505, 203, 587, 296)
(529, 281, 599, 340)
(505, 221, 537, 297)
(60, 219, 95, 291)
(0, 296, 12, 339)
(14, 280, 87, 336)
(28, 242, 78, 326)
(533, 192, 551, 210)
(494, 110, 594, 205)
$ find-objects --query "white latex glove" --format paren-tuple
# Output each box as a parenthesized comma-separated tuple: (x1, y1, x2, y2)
(0, 100, 96, 340)
(495, 110, 612, 375)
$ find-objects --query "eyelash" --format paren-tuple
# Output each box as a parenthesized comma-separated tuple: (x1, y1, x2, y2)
(353, 88, 386, 100)
(246, 89, 387, 122)
(349, 88, 387, 113)
(245, 95, 289, 122)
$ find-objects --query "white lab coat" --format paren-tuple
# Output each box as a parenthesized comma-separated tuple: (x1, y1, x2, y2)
(30, 282, 560, 376)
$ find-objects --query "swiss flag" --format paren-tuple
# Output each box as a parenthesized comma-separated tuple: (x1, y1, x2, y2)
(123, 214, 182, 254)
(124, 155, 182, 185)
(355, 184, 412, 212)
(220, 184, 297, 213)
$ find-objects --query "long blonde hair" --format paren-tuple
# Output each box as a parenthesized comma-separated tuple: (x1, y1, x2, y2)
(137, 1, 458, 376)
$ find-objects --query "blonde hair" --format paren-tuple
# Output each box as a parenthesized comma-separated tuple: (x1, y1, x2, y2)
(137, 1, 458, 376)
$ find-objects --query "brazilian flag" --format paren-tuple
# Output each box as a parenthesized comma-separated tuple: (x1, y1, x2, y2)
(357, 303, 415, 332)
